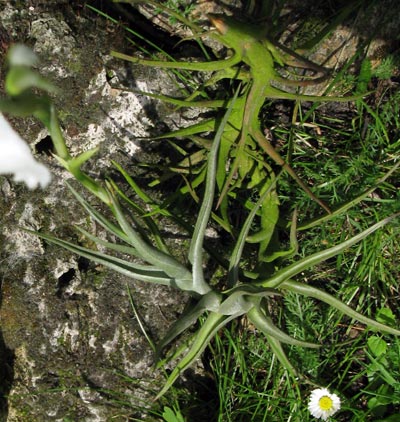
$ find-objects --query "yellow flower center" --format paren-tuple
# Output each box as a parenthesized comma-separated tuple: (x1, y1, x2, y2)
(319, 396, 333, 411)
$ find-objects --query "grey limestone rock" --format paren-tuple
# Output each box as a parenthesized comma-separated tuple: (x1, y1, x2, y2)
(0, 2, 194, 420)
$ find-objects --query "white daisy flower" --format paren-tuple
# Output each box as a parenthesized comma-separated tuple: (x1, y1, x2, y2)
(0, 113, 51, 189)
(308, 388, 341, 420)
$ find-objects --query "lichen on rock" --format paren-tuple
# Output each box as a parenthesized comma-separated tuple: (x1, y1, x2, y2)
(0, 2, 193, 420)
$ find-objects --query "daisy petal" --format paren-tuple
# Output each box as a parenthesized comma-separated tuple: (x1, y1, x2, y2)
(308, 388, 341, 420)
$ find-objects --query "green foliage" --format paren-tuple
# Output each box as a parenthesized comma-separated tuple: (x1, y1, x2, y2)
(1, 1, 400, 419)
(154, 0, 196, 25)
(283, 292, 322, 373)
(373, 56, 398, 80)
(4, 40, 399, 400)
(112, 0, 366, 224)
(162, 406, 185, 422)
(364, 311, 400, 419)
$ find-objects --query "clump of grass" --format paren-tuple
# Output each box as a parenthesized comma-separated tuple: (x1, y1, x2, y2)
(203, 45, 400, 422)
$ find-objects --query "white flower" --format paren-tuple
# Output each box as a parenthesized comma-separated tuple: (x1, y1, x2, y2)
(308, 388, 341, 420)
(7, 44, 38, 67)
(0, 113, 51, 189)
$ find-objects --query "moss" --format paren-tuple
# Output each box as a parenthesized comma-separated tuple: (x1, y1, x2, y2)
(0, 270, 37, 350)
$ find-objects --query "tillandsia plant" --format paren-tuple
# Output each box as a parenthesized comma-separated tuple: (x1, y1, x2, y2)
(110, 0, 367, 227)
(1, 38, 399, 401)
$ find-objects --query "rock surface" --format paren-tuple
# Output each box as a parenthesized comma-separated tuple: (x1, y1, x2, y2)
(0, 2, 193, 420)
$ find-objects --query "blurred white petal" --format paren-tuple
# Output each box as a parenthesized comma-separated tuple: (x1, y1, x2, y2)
(0, 113, 51, 189)
(7, 44, 39, 67)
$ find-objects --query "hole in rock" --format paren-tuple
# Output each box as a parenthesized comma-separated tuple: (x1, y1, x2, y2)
(56, 268, 76, 298)
(77, 256, 91, 273)
(35, 135, 54, 156)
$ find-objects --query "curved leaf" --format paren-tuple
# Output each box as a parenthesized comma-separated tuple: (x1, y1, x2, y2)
(27, 229, 174, 285)
(257, 213, 399, 288)
(155, 311, 240, 400)
(280, 280, 400, 336)
(189, 86, 240, 295)
(263, 333, 297, 377)
(247, 305, 320, 348)
(218, 285, 279, 315)
(108, 189, 194, 291)
(65, 182, 132, 245)
(227, 175, 280, 287)
(155, 290, 222, 359)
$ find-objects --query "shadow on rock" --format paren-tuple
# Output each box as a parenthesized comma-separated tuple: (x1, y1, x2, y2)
(0, 316, 14, 421)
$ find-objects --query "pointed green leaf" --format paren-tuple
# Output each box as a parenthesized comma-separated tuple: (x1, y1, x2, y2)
(65, 182, 131, 244)
(26, 229, 174, 285)
(188, 86, 240, 295)
(258, 213, 399, 288)
(247, 305, 320, 348)
(68, 148, 100, 171)
(228, 175, 279, 287)
(280, 280, 400, 336)
(263, 333, 297, 377)
(107, 186, 194, 290)
(155, 290, 222, 359)
(6, 66, 57, 96)
(155, 311, 239, 400)
(74, 226, 138, 255)
(298, 162, 400, 230)
(218, 285, 279, 315)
